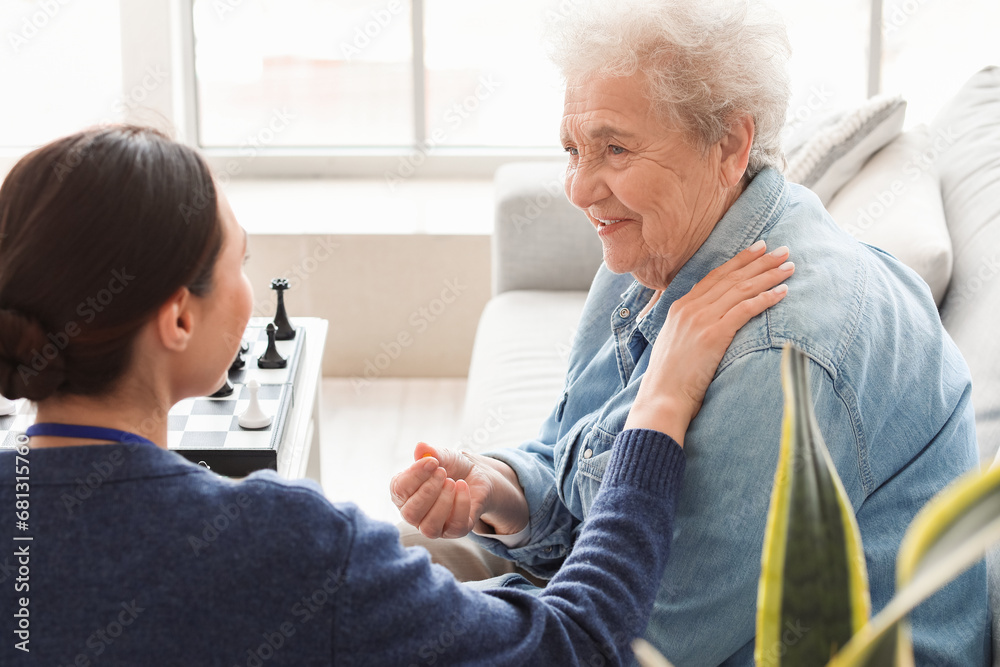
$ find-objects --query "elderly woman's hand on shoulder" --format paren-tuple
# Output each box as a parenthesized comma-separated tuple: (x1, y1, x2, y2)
(389, 241, 792, 540)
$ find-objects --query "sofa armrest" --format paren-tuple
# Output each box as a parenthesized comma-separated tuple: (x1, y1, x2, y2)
(493, 162, 603, 295)
(460, 290, 588, 451)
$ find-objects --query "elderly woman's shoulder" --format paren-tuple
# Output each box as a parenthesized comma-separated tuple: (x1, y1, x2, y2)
(752, 182, 940, 347)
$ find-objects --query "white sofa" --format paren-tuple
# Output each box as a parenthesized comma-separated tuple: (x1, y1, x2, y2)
(457, 66, 1000, 661)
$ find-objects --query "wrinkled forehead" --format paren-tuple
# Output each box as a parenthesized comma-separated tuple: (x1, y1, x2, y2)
(558, 74, 666, 144)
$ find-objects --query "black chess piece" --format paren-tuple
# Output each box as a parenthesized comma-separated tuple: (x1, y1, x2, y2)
(257, 323, 287, 369)
(230, 341, 249, 373)
(271, 278, 295, 340)
(210, 376, 235, 398)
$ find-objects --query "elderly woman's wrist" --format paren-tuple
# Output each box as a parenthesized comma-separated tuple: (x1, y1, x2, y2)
(476, 455, 531, 535)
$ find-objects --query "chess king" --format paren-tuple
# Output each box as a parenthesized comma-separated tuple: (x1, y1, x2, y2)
(0, 126, 791, 664)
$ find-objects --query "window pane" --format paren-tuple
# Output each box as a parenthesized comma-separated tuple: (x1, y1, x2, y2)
(771, 0, 870, 132)
(425, 1, 872, 149)
(424, 0, 565, 148)
(194, 0, 413, 147)
(0, 0, 122, 147)
(882, 0, 1000, 126)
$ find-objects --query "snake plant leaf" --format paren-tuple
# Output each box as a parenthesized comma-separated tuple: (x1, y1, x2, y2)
(755, 344, 870, 666)
(827, 462, 1000, 667)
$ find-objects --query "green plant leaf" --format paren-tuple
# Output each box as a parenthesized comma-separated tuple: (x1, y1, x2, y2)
(755, 344, 870, 666)
(827, 462, 1000, 666)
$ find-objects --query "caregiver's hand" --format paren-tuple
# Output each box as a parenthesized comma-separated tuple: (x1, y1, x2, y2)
(390, 240, 793, 539)
(624, 240, 794, 444)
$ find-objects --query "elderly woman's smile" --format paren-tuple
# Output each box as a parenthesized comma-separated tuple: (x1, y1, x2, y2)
(561, 72, 750, 290)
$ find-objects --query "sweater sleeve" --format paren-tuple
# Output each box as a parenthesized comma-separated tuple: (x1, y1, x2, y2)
(333, 428, 685, 667)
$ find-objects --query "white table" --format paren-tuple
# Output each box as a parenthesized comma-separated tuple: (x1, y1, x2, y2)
(0, 317, 328, 483)
(275, 317, 328, 481)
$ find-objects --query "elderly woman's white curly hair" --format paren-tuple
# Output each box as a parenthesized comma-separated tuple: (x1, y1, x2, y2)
(549, 0, 791, 176)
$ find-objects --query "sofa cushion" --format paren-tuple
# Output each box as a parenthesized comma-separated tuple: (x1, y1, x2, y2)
(493, 162, 602, 295)
(826, 126, 953, 305)
(932, 66, 1000, 465)
(784, 95, 907, 205)
(459, 290, 588, 452)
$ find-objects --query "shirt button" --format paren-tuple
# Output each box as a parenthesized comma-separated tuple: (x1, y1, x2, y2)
(619, 308, 630, 318)
(583, 448, 593, 459)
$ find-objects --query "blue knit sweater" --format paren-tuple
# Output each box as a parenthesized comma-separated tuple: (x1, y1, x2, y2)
(1, 428, 684, 666)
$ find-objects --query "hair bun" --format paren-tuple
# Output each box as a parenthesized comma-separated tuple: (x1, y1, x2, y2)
(0, 307, 66, 401)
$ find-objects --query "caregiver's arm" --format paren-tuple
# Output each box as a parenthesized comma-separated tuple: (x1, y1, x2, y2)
(390, 240, 793, 540)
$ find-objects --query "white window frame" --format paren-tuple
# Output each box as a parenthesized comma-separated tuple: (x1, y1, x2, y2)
(0, 0, 887, 179)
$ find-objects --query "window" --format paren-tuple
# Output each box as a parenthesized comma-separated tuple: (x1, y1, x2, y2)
(776, 0, 871, 129)
(882, 0, 1000, 125)
(419, 0, 564, 148)
(0, 0, 122, 147)
(194, 0, 414, 147)
(193, 0, 566, 150)
(1, 0, 996, 177)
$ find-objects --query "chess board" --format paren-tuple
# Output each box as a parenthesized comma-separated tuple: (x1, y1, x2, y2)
(1, 319, 306, 478)
(0, 400, 33, 449)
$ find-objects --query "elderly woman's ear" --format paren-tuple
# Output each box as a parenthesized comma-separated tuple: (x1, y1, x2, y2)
(718, 112, 755, 188)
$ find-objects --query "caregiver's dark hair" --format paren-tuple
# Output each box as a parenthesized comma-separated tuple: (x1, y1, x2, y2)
(0, 125, 223, 401)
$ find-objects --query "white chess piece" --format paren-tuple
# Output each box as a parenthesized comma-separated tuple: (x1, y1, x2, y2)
(237, 379, 272, 430)
(0, 392, 16, 417)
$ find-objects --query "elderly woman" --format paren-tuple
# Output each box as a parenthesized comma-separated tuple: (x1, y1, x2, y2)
(391, 0, 988, 664)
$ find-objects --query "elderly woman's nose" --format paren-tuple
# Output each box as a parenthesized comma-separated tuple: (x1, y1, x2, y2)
(566, 162, 612, 210)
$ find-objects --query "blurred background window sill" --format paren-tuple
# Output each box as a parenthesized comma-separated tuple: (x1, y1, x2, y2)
(220, 176, 495, 236)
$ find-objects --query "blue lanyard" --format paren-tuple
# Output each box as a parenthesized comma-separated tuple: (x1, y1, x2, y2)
(25, 423, 158, 448)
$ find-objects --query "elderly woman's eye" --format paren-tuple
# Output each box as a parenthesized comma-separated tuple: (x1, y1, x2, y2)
(609, 145, 626, 155)
(564, 146, 579, 157)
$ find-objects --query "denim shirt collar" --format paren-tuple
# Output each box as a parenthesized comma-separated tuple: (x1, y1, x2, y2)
(615, 167, 789, 346)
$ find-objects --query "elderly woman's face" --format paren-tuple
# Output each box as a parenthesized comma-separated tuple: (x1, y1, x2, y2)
(561, 73, 743, 289)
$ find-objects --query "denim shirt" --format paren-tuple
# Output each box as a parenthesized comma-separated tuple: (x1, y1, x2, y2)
(472, 168, 988, 666)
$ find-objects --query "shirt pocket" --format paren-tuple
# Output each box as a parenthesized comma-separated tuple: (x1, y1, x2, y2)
(554, 390, 568, 423)
(575, 425, 617, 511)
(554, 416, 588, 499)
